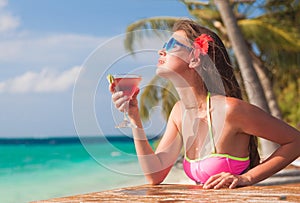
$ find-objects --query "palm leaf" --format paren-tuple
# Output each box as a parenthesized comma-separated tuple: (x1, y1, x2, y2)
(239, 18, 300, 51)
(124, 17, 181, 52)
(239, 17, 300, 69)
(181, 0, 221, 31)
(139, 76, 161, 121)
(139, 76, 179, 121)
(160, 81, 179, 120)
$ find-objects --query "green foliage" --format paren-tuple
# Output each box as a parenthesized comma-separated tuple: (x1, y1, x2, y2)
(182, 0, 221, 21)
(125, 17, 180, 52)
(180, 0, 223, 35)
(139, 76, 160, 121)
(160, 81, 179, 120)
(273, 64, 300, 129)
(139, 76, 179, 121)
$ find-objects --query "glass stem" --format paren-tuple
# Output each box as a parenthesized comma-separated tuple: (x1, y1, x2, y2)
(124, 100, 130, 122)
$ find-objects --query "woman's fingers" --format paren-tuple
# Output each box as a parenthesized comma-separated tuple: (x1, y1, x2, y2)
(229, 177, 239, 189)
(203, 173, 223, 189)
(132, 88, 140, 98)
(109, 85, 140, 113)
(213, 176, 234, 189)
(111, 91, 123, 102)
(109, 83, 115, 93)
(112, 91, 128, 112)
(203, 172, 240, 189)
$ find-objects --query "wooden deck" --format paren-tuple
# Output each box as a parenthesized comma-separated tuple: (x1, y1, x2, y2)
(33, 183, 300, 202)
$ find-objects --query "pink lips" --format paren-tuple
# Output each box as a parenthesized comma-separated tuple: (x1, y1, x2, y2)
(158, 59, 165, 65)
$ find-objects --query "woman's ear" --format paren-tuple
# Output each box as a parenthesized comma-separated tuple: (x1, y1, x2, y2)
(189, 57, 201, 69)
(188, 49, 201, 69)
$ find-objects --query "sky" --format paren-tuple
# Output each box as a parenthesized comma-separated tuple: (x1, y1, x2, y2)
(0, 0, 191, 138)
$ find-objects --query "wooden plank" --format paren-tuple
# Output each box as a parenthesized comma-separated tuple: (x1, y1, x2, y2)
(32, 183, 300, 202)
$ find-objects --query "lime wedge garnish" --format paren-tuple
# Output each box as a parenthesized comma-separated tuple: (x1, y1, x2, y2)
(106, 74, 114, 84)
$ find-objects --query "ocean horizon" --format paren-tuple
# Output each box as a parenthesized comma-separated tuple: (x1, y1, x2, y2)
(0, 135, 147, 144)
(0, 135, 158, 203)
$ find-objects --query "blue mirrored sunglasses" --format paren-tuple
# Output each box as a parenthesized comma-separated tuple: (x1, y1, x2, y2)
(163, 37, 193, 52)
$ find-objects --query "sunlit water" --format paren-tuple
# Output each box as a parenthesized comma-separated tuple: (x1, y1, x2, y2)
(0, 136, 152, 203)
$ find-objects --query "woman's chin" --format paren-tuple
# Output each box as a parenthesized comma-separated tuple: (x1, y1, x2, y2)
(156, 66, 169, 78)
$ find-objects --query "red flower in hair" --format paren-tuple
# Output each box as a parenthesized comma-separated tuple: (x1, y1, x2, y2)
(193, 34, 214, 57)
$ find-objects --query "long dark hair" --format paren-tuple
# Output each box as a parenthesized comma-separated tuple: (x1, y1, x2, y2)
(173, 19, 260, 169)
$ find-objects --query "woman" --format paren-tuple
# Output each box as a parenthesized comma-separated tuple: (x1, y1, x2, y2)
(109, 19, 300, 189)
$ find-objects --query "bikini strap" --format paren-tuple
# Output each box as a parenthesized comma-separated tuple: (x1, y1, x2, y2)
(206, 92, 216, 153)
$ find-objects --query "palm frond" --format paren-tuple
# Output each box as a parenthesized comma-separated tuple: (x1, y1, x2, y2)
(190, 8, 221, 22)
(139, 76, 161, 121)
(124, 17, 181, 52)
(139, 76, 179, 121)
(239, 19, 300, 51)
(181, 0, 221, 28)
(160, 81, 179, 120)
(239, 18, 300, 72)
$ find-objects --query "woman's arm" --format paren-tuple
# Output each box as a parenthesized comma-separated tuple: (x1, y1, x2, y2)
(110, 84, 183, 184)
(131, 104, 183, 184)
(235, 101, 300, 186)
(204, 98, 300, 189)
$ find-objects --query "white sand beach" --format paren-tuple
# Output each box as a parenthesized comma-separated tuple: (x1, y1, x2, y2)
(163, 164, 195, 185)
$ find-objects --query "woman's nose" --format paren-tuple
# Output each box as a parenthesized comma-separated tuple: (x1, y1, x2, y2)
(158, 49, 166, 56)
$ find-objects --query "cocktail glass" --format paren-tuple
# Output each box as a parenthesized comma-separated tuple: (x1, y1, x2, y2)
(113, 74, 142, 128)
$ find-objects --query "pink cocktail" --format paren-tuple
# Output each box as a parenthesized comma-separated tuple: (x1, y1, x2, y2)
(114, 75, 142, 98)
(113, 74, 142, 128)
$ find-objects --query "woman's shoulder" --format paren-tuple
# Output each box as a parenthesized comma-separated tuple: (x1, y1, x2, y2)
(211, 94, 243, 106)
(168, 100, 183, 125)
(211, 94, 250, 116)
(170, 100, 183, 116)
(225, 96, 247, 112)
(225, 96, 245, 107)
(220, 96, 260, 123)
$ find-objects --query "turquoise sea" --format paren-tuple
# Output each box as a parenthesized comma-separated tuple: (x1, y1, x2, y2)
(0, 136, 155, 203)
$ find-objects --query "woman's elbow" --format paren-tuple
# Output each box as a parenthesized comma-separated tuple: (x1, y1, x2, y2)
(145, 173, 165, 185)
(148, 179, 163, 185)
(295, 135, 300, 156)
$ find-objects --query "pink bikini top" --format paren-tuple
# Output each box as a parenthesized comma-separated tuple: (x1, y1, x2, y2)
(182, 92, 250, 184)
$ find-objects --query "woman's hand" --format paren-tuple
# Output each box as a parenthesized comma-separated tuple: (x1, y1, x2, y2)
(109, 83, 140, 117)
(203, 172, 251, 189)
